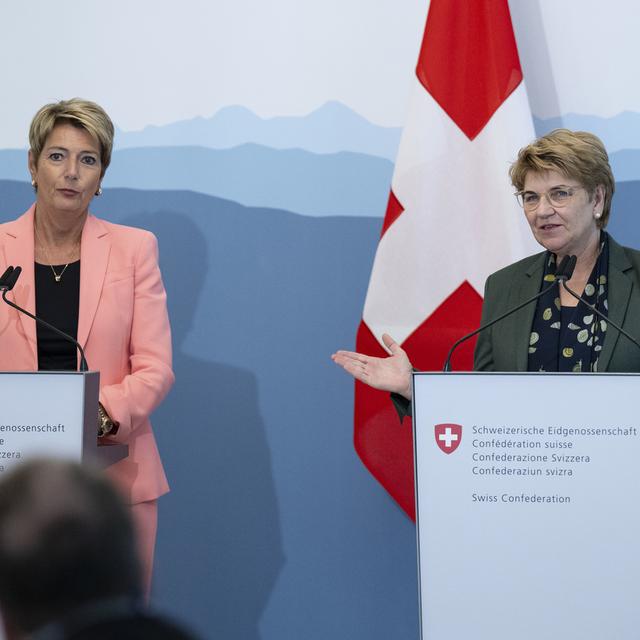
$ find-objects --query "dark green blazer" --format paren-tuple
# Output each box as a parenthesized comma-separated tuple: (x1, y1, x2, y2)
(474, 236, 640, 372)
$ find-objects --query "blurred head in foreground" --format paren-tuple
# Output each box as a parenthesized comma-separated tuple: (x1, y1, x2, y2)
(0, 459, 140, 638)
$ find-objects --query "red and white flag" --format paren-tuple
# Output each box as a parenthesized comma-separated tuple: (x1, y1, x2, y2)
(354, 0, 539, 519)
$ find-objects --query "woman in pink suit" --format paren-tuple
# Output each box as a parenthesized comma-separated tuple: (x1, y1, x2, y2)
(0, 98, 174, 594)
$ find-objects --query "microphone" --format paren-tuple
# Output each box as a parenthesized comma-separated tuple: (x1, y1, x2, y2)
(0, 266, 14, 289)
(555, 255, 577, 282)
(560, 255, 640, 354)
(2, 266, 21, 291)
(1, 265, 90, 372)
(443, 255, 573, 372)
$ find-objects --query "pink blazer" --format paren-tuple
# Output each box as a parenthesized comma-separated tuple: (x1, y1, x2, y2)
(0, 205, 174, 504)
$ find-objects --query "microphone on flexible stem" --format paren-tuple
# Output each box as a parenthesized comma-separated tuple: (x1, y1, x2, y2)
(555, 255, 577, 283)
(1, 266, 21, 292)
(560, 255, 640, 353)
(0, 267, 14, 289)
(0, 265, 90, 372)
(443, 255, 573, 372)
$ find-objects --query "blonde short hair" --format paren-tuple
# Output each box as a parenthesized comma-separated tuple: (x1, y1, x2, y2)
(29, 98, 114, 178)
(510, 129, 615, 228)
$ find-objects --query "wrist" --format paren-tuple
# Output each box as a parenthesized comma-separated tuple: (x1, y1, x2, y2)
(400, 370, 413, 400)
(98, 402, 119, 437)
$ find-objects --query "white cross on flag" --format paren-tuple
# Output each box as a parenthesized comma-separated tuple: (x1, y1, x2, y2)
(353, 0, 539, 519)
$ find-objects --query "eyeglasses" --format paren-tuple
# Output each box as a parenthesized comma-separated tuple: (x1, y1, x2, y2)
(515, 186, 584, 212)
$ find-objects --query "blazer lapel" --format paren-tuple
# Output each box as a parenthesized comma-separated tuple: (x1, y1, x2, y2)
(3, 206, 37, 363)
(77, 214, 111, 349)
(514, 253, 546, 371)
(598, 238, 632, 372)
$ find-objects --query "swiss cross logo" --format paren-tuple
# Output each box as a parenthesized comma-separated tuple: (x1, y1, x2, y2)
(434, 423, 462, 454)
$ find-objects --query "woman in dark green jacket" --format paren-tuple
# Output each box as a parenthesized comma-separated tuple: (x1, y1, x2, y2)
(332, 129, 640, 402)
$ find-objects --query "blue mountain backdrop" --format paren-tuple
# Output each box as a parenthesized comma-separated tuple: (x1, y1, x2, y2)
(535, 112, 640, 181)
(115, 101, 402, 161)
(0, 145, 393, 217)
(2, 106, 640, 218)
(102, 145, 393, 216)
(534, 112, 640, 152)
(2, 140, 637, 215)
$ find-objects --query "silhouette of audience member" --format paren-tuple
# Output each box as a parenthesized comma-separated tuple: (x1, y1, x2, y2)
(0, 460, 198, 640)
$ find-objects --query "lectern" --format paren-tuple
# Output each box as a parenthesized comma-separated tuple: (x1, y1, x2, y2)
(0, 371, 126, 473)
(413, 372, 640, 639)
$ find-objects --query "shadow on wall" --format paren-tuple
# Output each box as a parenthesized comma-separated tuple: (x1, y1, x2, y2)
(122, 210, 284, 640)
(0, 181, 418, 640)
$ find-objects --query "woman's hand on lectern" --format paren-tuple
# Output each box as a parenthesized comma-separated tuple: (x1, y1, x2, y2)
(331, 333, 413, 400)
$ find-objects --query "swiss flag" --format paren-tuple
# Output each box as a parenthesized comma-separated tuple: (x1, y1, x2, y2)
(354, 0, 539, 520)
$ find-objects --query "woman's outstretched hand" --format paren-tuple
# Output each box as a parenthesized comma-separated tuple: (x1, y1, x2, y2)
(331, 333, 413, 400)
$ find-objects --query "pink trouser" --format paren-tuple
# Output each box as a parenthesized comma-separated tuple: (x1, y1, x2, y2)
(130, 499, 158, 600)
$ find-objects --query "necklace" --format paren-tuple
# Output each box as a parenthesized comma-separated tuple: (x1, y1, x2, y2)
(49, 263, 70, 283)
(34, 227, 79, 283)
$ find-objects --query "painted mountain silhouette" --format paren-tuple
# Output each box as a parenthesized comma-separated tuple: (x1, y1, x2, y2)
(0, 144, 393, 217)
(114, 101, 402, 161)
(534, 112, 640, 154)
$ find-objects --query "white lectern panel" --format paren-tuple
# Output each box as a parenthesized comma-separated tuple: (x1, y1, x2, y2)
(413, 372, 640, 640)
(0, 372, 100, 473)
